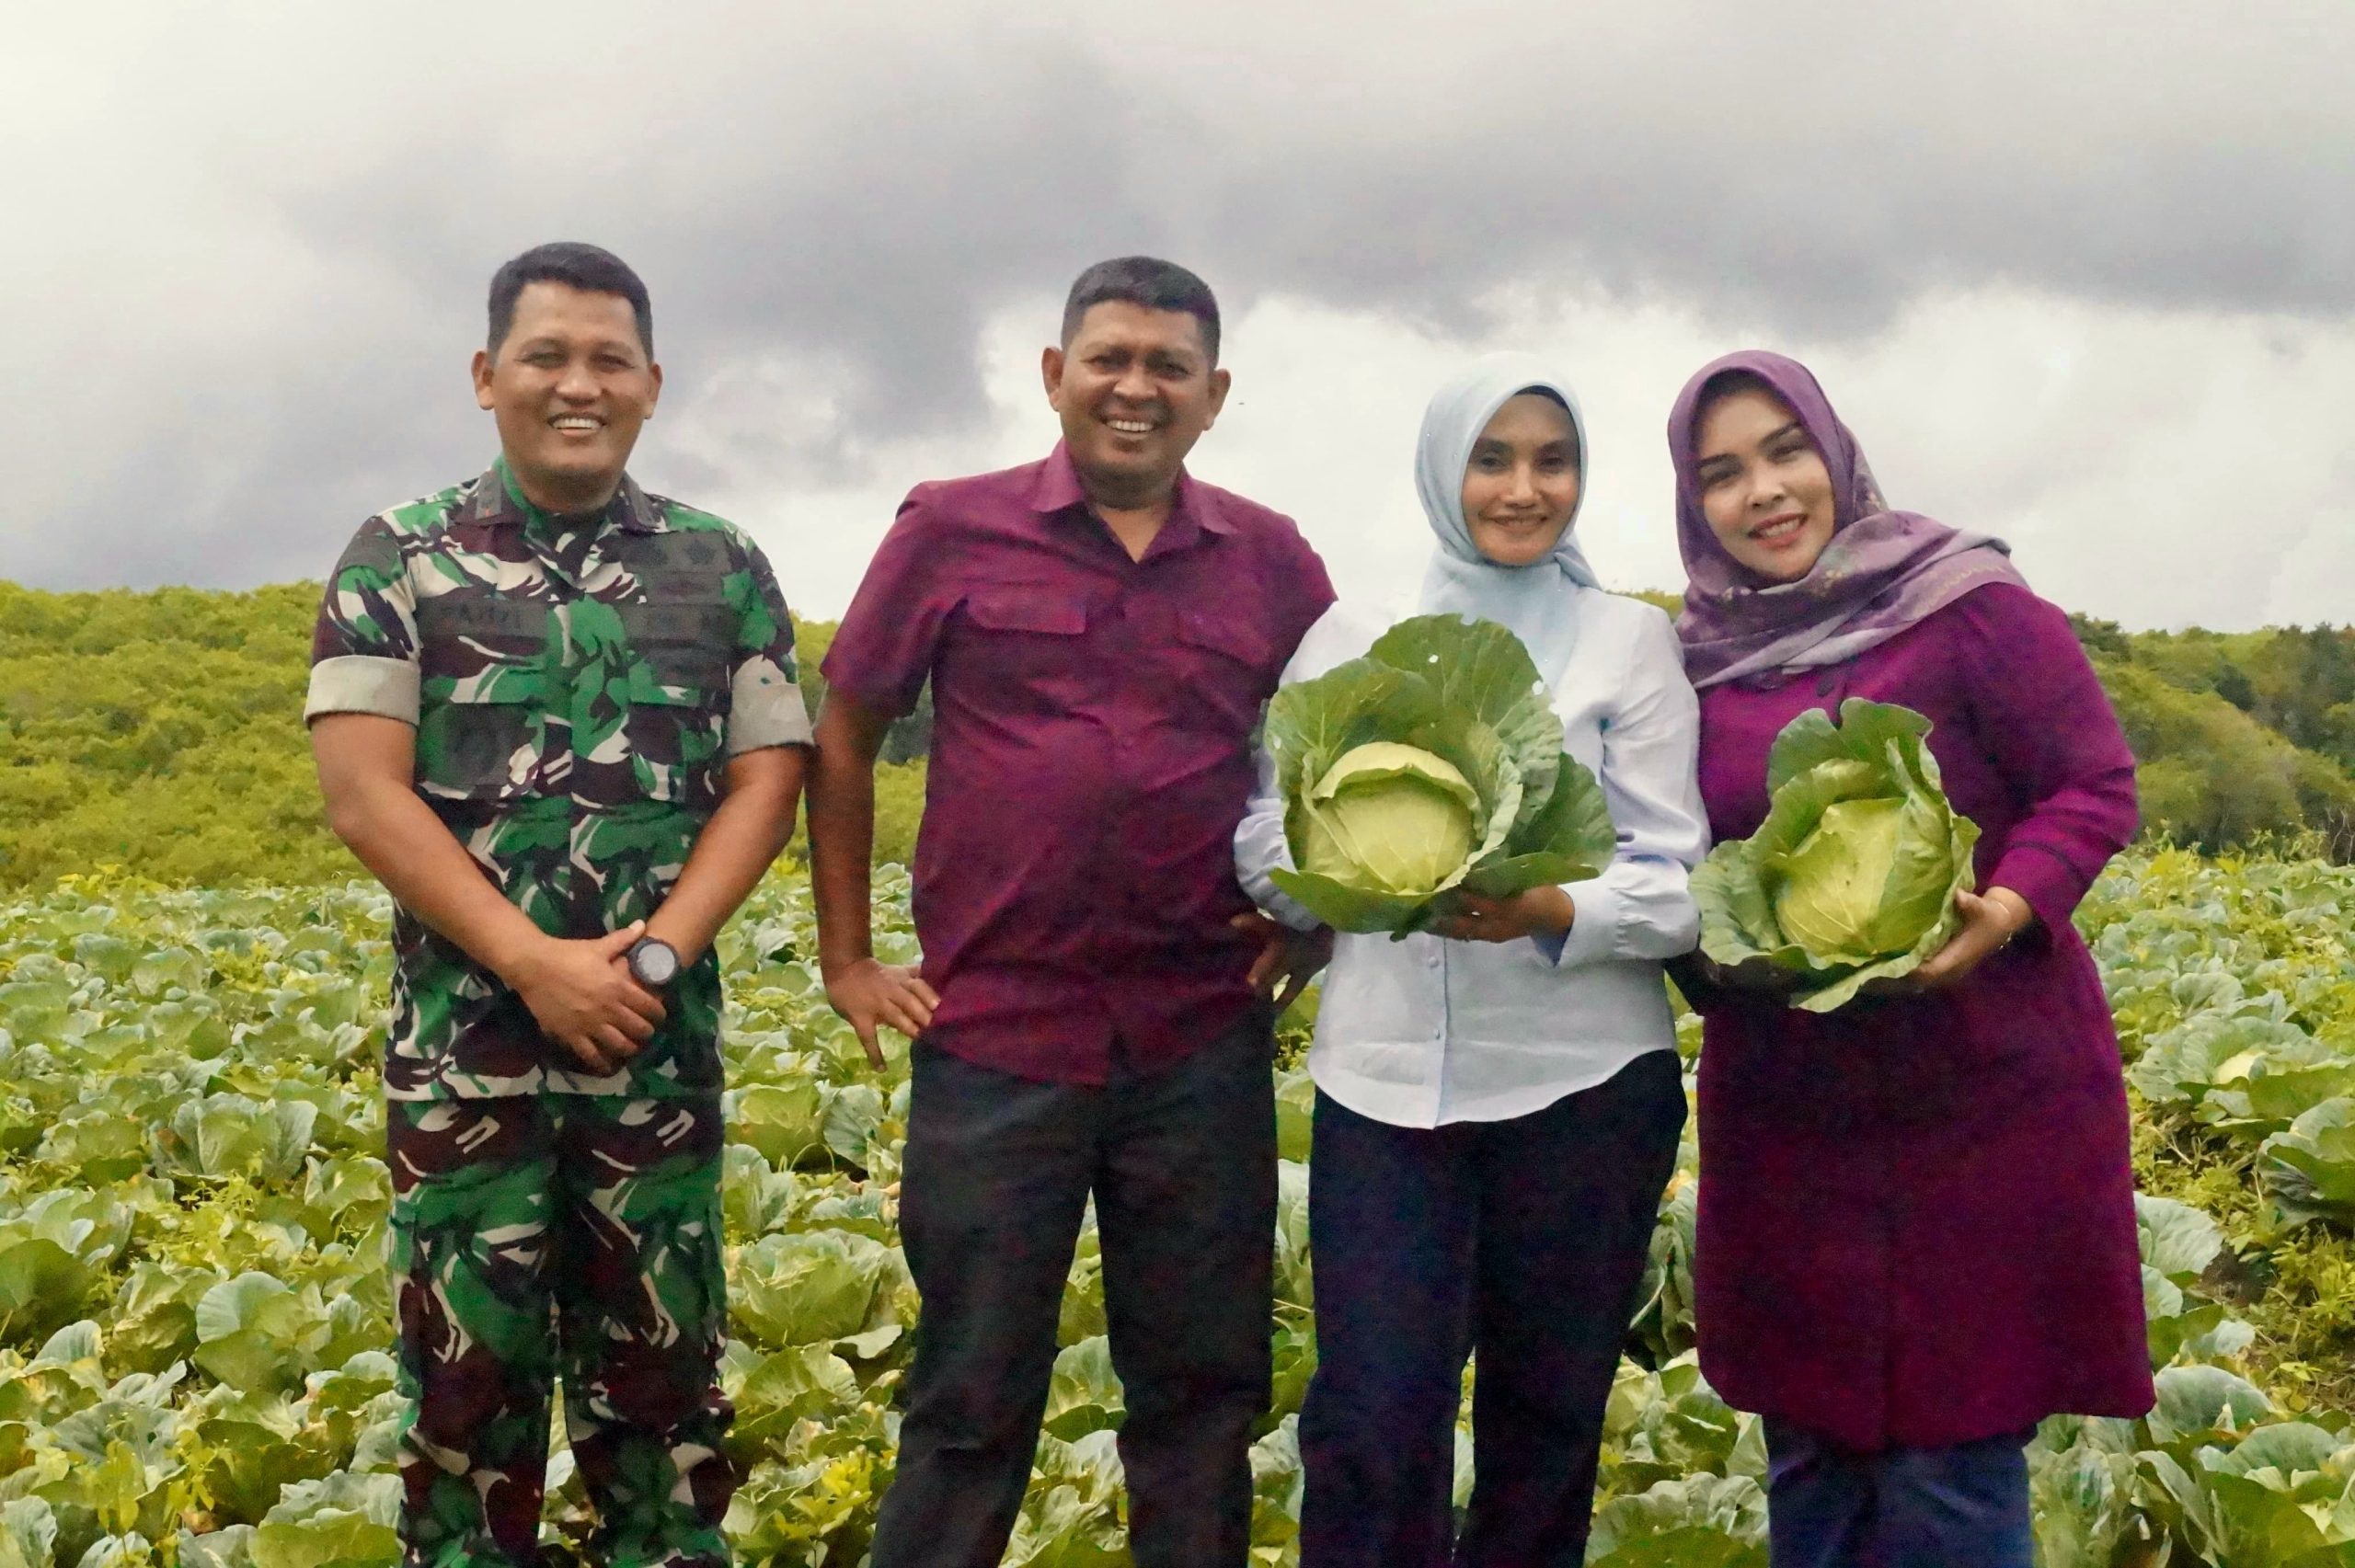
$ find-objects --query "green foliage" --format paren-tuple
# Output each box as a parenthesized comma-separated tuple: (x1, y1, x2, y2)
(2263, 1100, 2355, 1231)
(778, 753, 925, 876)
(0, 582, 353, 888)
(2087, 846, 2355, 1443)
(2110, 622, 2355, 773)
(1262, 614, 1614, 934)
(2099, 660, 2355, 861)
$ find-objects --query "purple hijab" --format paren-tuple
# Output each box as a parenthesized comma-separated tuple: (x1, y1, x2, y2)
(1670, 349, 2028, 690)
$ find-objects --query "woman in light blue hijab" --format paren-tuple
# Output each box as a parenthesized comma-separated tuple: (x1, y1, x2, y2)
(1237, 354, 1708, 1566)
(1413, 356, 1602, 681)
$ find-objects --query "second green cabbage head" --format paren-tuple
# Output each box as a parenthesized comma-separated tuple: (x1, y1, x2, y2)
(1691, 698, 1982, 1012)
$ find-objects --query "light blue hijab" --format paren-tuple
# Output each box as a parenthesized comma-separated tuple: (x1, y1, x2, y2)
(1414, 353, 1600, 687)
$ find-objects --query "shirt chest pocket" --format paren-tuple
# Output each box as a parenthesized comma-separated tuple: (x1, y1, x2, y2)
(1170, 608, 1276, 730)
(417, 692, 542, 802)
(616, 599, 736, 698)
(614, 599, 736, 807)
(958, 589, 1091, 699)
(414, 594, 551, 802)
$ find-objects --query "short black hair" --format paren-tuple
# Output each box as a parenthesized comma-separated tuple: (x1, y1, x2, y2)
(487, 242, 653, 359)
(1060, 256, 1221, 364)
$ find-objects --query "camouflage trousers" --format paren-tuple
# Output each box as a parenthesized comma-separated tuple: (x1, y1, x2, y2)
(386, 1093, 735, 1568)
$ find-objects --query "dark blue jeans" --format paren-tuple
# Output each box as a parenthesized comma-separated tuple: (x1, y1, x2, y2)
(1765, 1421, 2035, 1568)
(1297, 1050, 1687, 1568)
(867, 1014, 1278, 1568)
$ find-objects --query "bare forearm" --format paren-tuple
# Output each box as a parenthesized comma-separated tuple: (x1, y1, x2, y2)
(808, 738, 879, 975)
(327, 780, 549, 980)
(1984, 885, 2036, 934)
(645, 761, 802, 965)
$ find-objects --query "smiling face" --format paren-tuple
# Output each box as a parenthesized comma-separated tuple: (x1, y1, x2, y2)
(1460, 392, 1582, 567)
(1041, 300, 1230, 511)
(1691, 382, 1838, 582)
(471, 280, 661, 514)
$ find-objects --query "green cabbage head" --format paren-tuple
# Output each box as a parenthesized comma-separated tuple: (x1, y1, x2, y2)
(1691, 699, 1981, 1012)
(1263, 614, 1616, 936)
(1300, 741, 1480, 897)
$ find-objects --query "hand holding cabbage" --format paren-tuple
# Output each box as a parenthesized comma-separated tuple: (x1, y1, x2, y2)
(1261, 613, 1616, 937)
(1690, 699, 1982, 1012)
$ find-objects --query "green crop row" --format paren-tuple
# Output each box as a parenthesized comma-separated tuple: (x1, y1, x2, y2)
(0, 850, 2351, 1566)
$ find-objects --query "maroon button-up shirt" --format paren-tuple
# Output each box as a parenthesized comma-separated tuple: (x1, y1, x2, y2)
(823, 444, 1336, 1083)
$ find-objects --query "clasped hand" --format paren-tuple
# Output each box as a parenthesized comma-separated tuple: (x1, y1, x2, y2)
(507, 921, 667, 1075)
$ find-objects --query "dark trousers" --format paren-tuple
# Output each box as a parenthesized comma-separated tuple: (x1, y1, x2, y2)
(866, 1012, 1278, 1568)
(1297, 1050, 1686, 1568)
(1765, 1422, 2035, 1568)
(386, 1095, 733, 1568)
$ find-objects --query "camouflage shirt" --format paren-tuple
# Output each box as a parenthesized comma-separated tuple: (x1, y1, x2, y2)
(305, 459, 812, 1101)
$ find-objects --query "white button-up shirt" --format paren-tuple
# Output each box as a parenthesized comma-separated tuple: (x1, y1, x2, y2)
(1236, 590, 1707, 1127)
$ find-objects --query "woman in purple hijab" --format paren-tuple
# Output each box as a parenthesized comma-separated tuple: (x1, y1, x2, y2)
(1667, 350, 2152, 1568)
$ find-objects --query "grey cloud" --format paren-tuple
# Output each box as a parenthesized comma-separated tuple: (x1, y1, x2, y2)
(4, 1, 2350, 605)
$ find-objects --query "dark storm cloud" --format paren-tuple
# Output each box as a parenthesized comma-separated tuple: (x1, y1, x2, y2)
(6, 2, 2350, 597)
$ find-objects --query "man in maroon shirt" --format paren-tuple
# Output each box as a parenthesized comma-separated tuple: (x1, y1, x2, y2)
(809, 257, 1335, 1566)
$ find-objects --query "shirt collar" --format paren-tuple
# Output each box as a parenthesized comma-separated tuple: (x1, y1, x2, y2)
(1029, 441, 1235, 542)
(1036, 440, 1252, 555)
(465, 456, 662, 533)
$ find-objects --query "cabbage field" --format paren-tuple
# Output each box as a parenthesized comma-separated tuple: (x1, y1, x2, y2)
(2, 849, 2354, 1568)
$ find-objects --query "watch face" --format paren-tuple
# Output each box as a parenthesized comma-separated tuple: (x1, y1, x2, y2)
(633, 940, 679, 987)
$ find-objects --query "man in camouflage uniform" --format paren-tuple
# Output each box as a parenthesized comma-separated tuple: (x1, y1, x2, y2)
(307, 242, 809, 1568)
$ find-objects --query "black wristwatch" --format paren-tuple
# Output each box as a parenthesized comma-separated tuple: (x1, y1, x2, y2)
(626, 936, 681, 990)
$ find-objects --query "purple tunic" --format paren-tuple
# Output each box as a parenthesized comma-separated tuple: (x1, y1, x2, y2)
(1691, 582, 2154, 1451)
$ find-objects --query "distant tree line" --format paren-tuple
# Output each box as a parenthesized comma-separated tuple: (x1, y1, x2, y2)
(2069, 614, 2355, 860)
(0, 580, 2349, 891)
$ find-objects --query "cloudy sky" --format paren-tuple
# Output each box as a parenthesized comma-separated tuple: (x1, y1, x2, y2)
(6, 2, 2349, 630)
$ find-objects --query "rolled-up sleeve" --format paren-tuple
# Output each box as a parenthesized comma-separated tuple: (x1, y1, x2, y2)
(725, 534, 815, 753)
(305, 517, 422, 725)
(1545, 607, 1708, 969)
